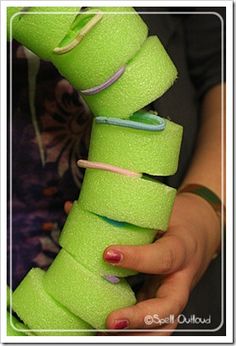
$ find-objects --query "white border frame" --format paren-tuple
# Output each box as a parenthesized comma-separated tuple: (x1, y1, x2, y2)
(0, 0, 233, 344)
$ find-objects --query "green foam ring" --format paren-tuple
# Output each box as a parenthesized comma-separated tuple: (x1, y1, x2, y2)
(83, 35, 178, 118)
(7, 312, 28, 336)
(78, 169, 176, 230)
(59, 202, 157, 277)
(52, 7, 148, 90)
(9, 7, 81, 60)
(89, 112, 183, 175)
(12, 268, 93, 336)
(43, 249, 136, 329)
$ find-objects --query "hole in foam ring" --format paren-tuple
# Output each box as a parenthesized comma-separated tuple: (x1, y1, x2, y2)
(53, 9, 103, 54)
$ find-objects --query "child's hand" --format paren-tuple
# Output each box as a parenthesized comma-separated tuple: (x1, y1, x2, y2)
(103, 192, 221, 335)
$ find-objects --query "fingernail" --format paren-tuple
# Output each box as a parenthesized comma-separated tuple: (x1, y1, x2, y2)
(104, 249, 123, 264)
(113, 319, 129, 329)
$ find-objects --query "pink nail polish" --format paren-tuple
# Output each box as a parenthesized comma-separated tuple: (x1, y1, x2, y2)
(104, 250, 123, 264)
(113, 319, 129, 329)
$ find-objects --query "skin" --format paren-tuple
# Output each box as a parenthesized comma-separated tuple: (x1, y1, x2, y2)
(64, 83, 225, 335)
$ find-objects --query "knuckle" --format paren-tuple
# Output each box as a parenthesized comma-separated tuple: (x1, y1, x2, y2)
(166, 234, 189, 268)
(161, 249, 176, 273)
(127, 245, 148, 270)
(135, 302, 146, 317)
(171, 234, 186, 253)
(129, 303, 147, 328)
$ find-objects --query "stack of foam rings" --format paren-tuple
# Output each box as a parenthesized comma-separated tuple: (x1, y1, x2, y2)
(7, 7, 183, 335)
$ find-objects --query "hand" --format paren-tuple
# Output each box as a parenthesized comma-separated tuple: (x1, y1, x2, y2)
(103, 192, 221, 335)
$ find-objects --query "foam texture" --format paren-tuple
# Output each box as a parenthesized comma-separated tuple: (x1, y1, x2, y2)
(7, 7, 22, 40)
(10, 7, 80, 60)
(7, 312, 28, 336)
(59, 202, 157, 277)
(78, 169, 176, 230)
(7, 286, 11, 307)
(83, 36, 177, 118)
(52, 7, 148, 90)
(89, 117, 183, 175)
(43, 249, 136, 329)
(12, 268, 93, 336)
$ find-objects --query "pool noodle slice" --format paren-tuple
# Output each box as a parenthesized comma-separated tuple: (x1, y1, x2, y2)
(9, 7, 148, 91)
(78, 169, 176, 230)
(88, 115, 183, 175)
(83, 36, 177, 118)
(52, 7, 148, 90)
(43, 249, 136, 329)
(59, 202, 157, 277)
(9, 7, 81, 60)
(12, 268, 93, 336)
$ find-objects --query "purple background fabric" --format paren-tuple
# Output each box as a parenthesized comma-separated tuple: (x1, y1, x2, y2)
(8, 41, 92, 287)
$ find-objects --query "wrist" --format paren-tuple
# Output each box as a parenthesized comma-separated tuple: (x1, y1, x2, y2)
(178, 183, 224, 258)
(177, 191, 221, 260)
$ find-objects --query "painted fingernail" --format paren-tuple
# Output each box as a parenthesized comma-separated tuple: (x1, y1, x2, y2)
(113, 319, 129, 329)
(104, 250, 123, 264)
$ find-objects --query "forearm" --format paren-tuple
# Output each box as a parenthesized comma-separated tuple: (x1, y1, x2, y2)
(178, 83, 225, 260)
(180, 83, 225, 201)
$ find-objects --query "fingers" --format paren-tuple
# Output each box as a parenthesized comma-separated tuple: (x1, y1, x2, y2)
(64, 201, 73, 214)
(106, 296, 181, 331)
(106, 270, 190, 331)
(106, 297, 173, 330)
(155, 271, 191, 307)
(103, 232, 188, 275)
